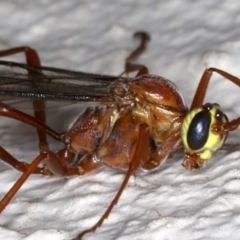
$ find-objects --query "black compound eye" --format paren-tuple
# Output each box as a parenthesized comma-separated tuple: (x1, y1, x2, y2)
(187, 110, 211, 150)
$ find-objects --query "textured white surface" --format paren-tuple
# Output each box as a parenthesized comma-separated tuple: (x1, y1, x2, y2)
(0, 1, 240, 240)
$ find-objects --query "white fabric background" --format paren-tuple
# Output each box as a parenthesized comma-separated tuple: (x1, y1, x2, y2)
(0, 1, 240, 240)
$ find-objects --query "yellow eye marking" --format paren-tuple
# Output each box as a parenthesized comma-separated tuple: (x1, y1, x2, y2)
(181, 104, 228, 161)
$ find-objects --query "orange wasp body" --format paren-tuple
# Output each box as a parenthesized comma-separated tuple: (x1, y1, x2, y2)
(0, 32, 240, 239)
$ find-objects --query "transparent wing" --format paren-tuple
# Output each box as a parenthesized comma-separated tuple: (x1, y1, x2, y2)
(0, 60, 124, 108)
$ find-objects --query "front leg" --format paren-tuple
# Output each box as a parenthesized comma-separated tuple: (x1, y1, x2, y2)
(76, 123, 150, 239)
(141, 129, 182, 170)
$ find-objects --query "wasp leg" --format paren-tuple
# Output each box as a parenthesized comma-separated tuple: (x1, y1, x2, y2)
(76, 124, 150, 239)
(0, 152, 48, 214)
(191, 67, 240, 109)
(42, 106, 116, 176)
(0, 102, 61, 141)
(0, 47, 40, 66)
(38, 148, 102, 176)
(0, 102, 69, 176)
(0, 47, 48, 151)
(121, 32, 150, 76)
(0, 145, 44, 174)
(74, 154, 102, 175)
(141, 129, 182, 170)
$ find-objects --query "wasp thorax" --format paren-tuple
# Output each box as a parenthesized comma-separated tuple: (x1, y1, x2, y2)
(181, 103, 229, 161)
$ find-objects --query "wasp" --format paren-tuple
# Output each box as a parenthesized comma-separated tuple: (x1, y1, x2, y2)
(0, 32, 239, 239)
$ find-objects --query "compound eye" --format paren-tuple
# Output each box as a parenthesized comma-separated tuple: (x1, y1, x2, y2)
(181, 104, 229, 161)
(187, 110, 211, 150)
